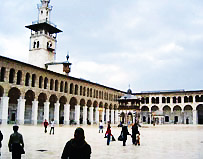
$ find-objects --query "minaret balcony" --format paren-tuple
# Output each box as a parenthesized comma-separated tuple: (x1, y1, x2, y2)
(32, 19, 57, 28)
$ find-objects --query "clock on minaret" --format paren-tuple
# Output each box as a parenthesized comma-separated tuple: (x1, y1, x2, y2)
(25, 0, 62, 68)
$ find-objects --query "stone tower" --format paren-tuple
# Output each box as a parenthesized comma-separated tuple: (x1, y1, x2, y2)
(26, 0, 62, 68)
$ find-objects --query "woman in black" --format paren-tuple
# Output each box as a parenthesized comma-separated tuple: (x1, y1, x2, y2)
(121, 125, 131, 146)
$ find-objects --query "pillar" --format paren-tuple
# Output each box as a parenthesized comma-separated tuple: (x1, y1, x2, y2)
(44, 101, 50, 122)
(89, 106, 94, 125)
(31, 99, 38, 125)
(83, 106, 87, 125)
(75, 105, 80, 125)
(102, 108, 105, 123)
(95, 107, 99, 124)
(193, 110, 197, 124)
(106, 109, 109, 123)
(54, 101, 60, 124)
(64, 104, 70, 125)
(17, 97, 25, 125)
(115, 109, 118, 124)
(111, 109, 114, 124)
(0, 96, 9, 124)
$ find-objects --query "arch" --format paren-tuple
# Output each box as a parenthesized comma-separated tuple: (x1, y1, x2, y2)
(80, 99, 85, 106)
(8, 87, 21, 123)
(69, 97, 77, 107)
(0, 67, 6, 82)
(163, 105, 171, 111)
(49, 94, 58, 121)
(184, 105, 193, 111)
(25, 73, 30, 86)
(173, 105, 182, 111)
(38, 93, 47, 123)
(104, 103, 108, 109)
(16, 70, 22, 85)
(9, 68, 15, 83)
(141, 106, 149, 111)
(151, 105, 159, 112)
(196, 104, 203, 124)
(93, 101, 98, 107)
(59, 96, 67, 124)
(99, 102, 103, 108)
(87, 100, 92, 107)
(24, 90, 35, 124)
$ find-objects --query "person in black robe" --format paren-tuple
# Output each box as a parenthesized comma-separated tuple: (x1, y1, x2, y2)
(61, 127, 91, 159)
(121, 125, 131, 146)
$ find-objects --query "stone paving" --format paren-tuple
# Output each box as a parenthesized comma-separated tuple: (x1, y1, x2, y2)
(0, 124, 203, 159)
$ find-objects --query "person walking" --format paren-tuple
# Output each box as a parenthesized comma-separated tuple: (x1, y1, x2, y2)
(0, 130, 3, 157)
(61, 127, 91, 159)
(99, 120, 103, 133)
(50, 119, 55, 135)
(43, 119, 49, 133)
(105, 123, 111, 145)
(8, 125, 25, 159)
(121, 125, 131, 146)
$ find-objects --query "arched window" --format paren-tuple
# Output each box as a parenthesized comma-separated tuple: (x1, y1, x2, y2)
(70, 83, 73, 94)
(143, 116, 146, 122)
(96, 90, 98, 98)
(195, 95, 199, 102)
(25, 73, 30, 86)
(33, 41, 36, 48)
(55, 80, 58, 91)
(50, 79, 54, 90)
(64, 82, 68, 93)
(156, 97, 159, 104)
(80, 86, 82, 95)
(44, 77, 48, 89)
(189, 96, 193, 102)
(83, 87, 86, 96)
(60, 81, 64, 92)
(162, 97, 166, 103)
(0, 67, 6, 82)
(90, 88, 92, 97)
(184, 96, 188, 103)
(178, 96, 181, 103)
(75, 84, 78, 95)
(146, 97, 149, 104)
(141, 97, 145, 104)
(9, 68, 15, 83)
(151, 97, 155, 104)
(37, 41, 39, 48)
(16, 70, 22, 85)
(167, 97, 170, 103)
(39, 76, 43, 88)
(32, 74, 36, 87)
(173, 97, 176, 103)
(87, 88, 89, 97)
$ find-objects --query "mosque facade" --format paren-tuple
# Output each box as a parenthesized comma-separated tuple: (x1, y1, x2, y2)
(0, 0, 203, 125)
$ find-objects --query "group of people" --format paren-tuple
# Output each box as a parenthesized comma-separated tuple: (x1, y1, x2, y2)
(43, 119, 55, 135)
(103, 120, 141, 146)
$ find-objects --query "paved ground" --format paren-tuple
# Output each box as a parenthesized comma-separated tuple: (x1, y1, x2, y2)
(0, 124, 203, 159)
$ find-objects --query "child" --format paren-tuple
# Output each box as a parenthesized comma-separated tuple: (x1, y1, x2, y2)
(99, 120, 103, 133)
(135, 131, 140, 146)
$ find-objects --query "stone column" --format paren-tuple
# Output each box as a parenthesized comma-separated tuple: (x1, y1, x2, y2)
(31, 99, 38, 125)
(115, 109, 118, 124)
(193, 110, 197, 125)
(89, 106, 94, 125)
(111, 109, 115, 124)
(106, 109, 109, 123)
(95, 107, 99, 124)
(54, 101, 60, 125)
(44, 101, 50, 122)
(75, 105, 80, 125)
(83, 106, 87, 125)
(17, 97, 25, 125)
(102, 108, 105, 123)
(0, 96, 9, 124)
(64, 104, 70, 125)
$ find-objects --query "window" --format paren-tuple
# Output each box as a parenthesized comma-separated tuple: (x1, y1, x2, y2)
(50, 79, 54, 90)
(39, 76, 43, 88)
(162, 97, 166, 103)
(64, 82, 68, 93)
(16, 71, 22, 85)
(37, 41, 39, 48)
(32, 74, 36, 87)
(0, 67, 6, 82)
(25, 73, 30, 86)
(55, 80, 58, 91)
(75, 85, 78, 95)
(9, 69, 15, 83)
(44, 77, 48, 89)
(60, 81, 64, 92)
(167, 97, 170, 103)
(165, 116, 169, 122)
(70, 83, 73, 94)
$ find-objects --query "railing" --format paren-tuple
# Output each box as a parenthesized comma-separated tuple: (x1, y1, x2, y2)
(119, 105, 140, 110)
(32, 19, 57, 28)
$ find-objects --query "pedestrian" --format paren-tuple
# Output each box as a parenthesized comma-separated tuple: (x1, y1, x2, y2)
(99, 120, 103, 133)
(105, 123, 111, 145)
(43, 119, 49, 133)
(50, 119, 55, 135)
(135, 131, 140, 146)
(8, 125, 25, 159)
(61, 127, 91, 159)
(132, 122, 141, 145)
(121, 125, 131, 146)
(0, 130, 3, 157)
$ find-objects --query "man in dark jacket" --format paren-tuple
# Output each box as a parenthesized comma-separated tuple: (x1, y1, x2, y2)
(132, 122, 141, 145)
(8, 125, 24, 159)
(61, 127, 91, 159)
(121, 125, 131, 146)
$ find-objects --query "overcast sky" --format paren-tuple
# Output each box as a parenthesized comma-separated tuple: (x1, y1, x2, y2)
(1, 0, 203, 93)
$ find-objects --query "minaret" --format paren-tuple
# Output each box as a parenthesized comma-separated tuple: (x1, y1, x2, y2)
(25, 0, 62, 68)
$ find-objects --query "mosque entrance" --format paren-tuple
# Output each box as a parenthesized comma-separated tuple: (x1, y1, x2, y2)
(197, 105, 203, 124)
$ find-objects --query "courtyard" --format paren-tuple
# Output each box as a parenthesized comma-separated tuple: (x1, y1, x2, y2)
(0, 124, 203, 159)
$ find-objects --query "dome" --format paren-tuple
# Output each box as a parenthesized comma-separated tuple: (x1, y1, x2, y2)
(127, 88, 132, 94)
